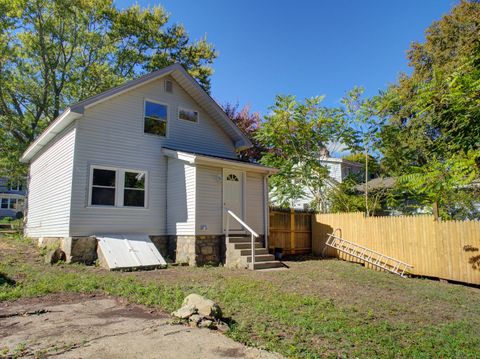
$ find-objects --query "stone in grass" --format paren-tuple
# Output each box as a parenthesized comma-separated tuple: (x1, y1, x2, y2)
(45, 248, 66, 265)
(198, 319, 214, 329)
(188, 314, 203, 324)
(215, 321, 230, 333)
(171, 304, 197, 319)
(182, 294, 222, 319)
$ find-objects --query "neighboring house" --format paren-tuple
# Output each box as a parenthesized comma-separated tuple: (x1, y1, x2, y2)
(20, 64, 279, 268)
(0, 177, 26, 219)
(288, 154, 363, 210)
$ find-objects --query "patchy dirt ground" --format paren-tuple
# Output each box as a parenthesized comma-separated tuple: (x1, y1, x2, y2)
(0, 293, 283, 359)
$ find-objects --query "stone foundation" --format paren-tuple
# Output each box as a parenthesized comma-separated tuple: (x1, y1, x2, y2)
(150, 235, 225, 266)
(35, 234, 225, 267)
(36, 236, 98, 265)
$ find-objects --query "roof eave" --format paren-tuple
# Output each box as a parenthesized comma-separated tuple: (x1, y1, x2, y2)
(20, 108, 83, 163)
(162, 148, 278, 174)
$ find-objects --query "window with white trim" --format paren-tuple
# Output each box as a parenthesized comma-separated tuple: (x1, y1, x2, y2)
(91, 168, 116, 206)
(1, 198, 8, 209)
(124, 171, 145, 207)
(144, 100, 167, 136)
(178, 107, 199, 123)
(89, 167, 147, 208)
(0, 198, 17, 209)
(9, 183, 22, 191)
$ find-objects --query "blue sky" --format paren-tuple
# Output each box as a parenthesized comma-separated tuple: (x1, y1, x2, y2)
(116, 0, 457, 115)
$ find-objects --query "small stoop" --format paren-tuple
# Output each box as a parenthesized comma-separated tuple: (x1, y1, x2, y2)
(226, 235, 284, 270)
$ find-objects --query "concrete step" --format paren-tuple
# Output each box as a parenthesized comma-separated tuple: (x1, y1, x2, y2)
(228, 237, 262, 244)
(234, 242, 262, 250)
(253, 261, 284, 270)
(246, 254, 275, 263)
(240, 248, 269, 256)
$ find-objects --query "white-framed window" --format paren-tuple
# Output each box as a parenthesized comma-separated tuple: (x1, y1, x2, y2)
(1, 198, 18, 209)
(9, 183, 22, 191)
(91, 168, 117, 206)
(178, 107, 199, 123)
(1, 198, 8, 209)
(123, 171, 145, 207)
(89, 166, 147, 208)
(144, 100, 168, 137)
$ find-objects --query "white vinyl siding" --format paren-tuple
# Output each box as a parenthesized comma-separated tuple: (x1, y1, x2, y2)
(196, 165, 223, 235)
(26, 124, 76, 237)
(245, 172, 265, 235)
(195, 166, 265, 236)
(69, 76, 237, 236)
(166, 158, 196, 235)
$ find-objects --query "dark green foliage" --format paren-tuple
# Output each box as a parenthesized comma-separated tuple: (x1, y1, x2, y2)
(0, 0, 217, 179)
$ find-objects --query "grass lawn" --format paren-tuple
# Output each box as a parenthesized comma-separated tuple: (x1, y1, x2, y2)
(1, 235, 479, 358)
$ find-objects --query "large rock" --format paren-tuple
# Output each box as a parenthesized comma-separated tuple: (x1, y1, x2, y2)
(171, 304, 197, 319)
(182, 294, 222, 319)
(45, 248, 66, 264)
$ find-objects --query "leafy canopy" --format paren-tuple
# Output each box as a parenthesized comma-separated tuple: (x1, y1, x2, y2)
(0, 0, 217, 179)
(256, 95, 354, 209)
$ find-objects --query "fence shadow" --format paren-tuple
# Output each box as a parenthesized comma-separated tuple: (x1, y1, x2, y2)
(312, 222, 333, 257)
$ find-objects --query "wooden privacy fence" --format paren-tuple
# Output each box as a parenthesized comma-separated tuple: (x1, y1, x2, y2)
(269, 208, 313, 254)
(312, 212, 480, 285)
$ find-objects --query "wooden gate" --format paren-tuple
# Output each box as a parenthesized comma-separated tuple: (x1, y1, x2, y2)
(269, 208, 313, 255)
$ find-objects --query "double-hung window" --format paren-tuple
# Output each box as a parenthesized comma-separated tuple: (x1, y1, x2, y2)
(90, 167, 147, 208)
(123, 171, 145, 207)
(1, 198, 8, 209)
(144, 100, 168, 137)
(91, 168, 116, 206)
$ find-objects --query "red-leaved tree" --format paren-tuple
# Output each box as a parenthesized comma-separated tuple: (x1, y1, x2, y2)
(223, 103, 265, 162)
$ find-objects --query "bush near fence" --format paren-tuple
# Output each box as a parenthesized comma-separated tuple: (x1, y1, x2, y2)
(312, 212, 480, 285)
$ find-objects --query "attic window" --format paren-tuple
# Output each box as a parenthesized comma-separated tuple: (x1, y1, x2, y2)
(178, 107, 199, 123)
(165, 80, 173, 93)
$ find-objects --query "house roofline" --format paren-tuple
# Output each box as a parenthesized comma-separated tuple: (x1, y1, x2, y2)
(21, 63, 252, 163)
(162, 147, 278, 174)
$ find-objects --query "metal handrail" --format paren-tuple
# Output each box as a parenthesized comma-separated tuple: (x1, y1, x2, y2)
(225, 209, 259, 270)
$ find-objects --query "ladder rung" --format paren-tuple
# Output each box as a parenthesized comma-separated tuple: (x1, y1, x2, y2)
(325, 232, 412, 277)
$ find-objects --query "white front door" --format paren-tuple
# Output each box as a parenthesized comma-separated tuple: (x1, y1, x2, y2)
(223, 169, 244, 231)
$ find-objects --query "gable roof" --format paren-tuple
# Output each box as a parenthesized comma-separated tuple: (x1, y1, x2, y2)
(21, 63, 252, 163)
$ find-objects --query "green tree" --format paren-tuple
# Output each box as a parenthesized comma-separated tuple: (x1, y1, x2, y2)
(256, 95, 354, 210)
(0, 0, 217, 180)
(341, 87, 382, 216)
(399, 152, 479, 220)
(377, 0, 480, 219)
(378, 0, 480, 175)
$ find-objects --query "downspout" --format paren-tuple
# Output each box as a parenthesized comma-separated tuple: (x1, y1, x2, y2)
(263, 173, 271, 250)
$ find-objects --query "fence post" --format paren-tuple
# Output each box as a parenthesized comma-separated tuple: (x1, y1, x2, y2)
(290, 208, 295, 254)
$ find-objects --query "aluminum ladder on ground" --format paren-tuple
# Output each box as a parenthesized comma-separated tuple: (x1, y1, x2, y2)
(325, 228, 413, 277)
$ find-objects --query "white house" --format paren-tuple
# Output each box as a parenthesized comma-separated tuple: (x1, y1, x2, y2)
(0, 177, 26, 219)
(20, 64, 281, 269)
(288, 154, 363, 210)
